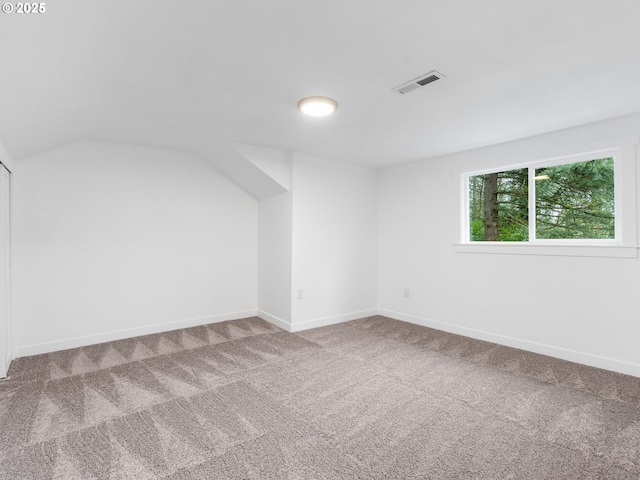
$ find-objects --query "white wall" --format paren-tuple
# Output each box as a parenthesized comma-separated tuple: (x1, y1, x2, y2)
(291, 153, 377, 329)
(378, 113, 640, 376)
(229, 142, 291, 190)
(0, 139, 16, 172)
(258, 191, 293, 326)
(0, 140, 14, 377)
(13, 139, 257, 355)
(0, 164, 11, 378)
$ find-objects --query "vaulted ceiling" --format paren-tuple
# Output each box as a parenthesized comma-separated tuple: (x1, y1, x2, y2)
(2, 0, 640, 167)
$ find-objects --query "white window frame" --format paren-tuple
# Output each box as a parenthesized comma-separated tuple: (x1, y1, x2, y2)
(453, 136, 638, 258)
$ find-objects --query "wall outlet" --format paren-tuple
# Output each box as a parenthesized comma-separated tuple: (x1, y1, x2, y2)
(297, 289, 303, 299)
(404, 288, 410, 299)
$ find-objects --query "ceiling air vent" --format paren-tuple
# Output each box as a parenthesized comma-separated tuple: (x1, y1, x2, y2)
(393, 70, 445, 95)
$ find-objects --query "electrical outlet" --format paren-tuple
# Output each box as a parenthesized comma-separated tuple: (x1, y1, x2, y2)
(404, 288, 410, 299)
(297, 289, 303, 299)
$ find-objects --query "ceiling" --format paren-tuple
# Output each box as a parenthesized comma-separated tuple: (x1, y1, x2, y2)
(2, 0, 640, 168)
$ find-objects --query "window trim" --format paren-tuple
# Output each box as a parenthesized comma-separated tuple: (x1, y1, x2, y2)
(453, 135, 638, 258)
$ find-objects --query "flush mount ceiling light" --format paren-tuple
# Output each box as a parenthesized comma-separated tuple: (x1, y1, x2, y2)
(297, 96, 338, 116)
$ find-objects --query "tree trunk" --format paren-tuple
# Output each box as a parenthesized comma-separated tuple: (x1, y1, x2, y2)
(483, 173, 499, 241)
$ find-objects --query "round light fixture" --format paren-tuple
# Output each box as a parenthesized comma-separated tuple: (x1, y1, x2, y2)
(297, 96, 338, 116)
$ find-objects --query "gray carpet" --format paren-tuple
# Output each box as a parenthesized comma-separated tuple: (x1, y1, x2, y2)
(1, 315, 640, 479)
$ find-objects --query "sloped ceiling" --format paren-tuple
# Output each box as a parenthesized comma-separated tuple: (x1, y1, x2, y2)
(2, 0, 640, 169)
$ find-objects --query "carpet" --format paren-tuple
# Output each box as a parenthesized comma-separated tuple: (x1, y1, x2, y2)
(1, 315, 639, 479)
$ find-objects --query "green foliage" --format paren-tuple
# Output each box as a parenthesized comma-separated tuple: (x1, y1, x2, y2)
(468, 167, 528, 241)
(468, 157, 614, 241)
(535, 158, 614, 239)
(470, 219, 484, 241)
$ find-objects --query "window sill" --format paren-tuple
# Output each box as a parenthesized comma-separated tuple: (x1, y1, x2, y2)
(453, 243, 638, 258)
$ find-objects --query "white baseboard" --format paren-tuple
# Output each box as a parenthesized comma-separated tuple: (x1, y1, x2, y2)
(15, 309, 258, 358)
(379, 308, 640, 378)
(257, 310, 292, 332)
(289, 309, 378, 332)
(258, 308, 378, 333)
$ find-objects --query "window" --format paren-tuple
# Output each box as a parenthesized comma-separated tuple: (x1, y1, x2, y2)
(467, 156, 615, 242)
(454, 137, 638, 258)
(469, 167, 529, 241)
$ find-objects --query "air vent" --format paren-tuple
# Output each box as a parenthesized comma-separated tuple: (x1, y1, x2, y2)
(393, 70, 445, 95)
